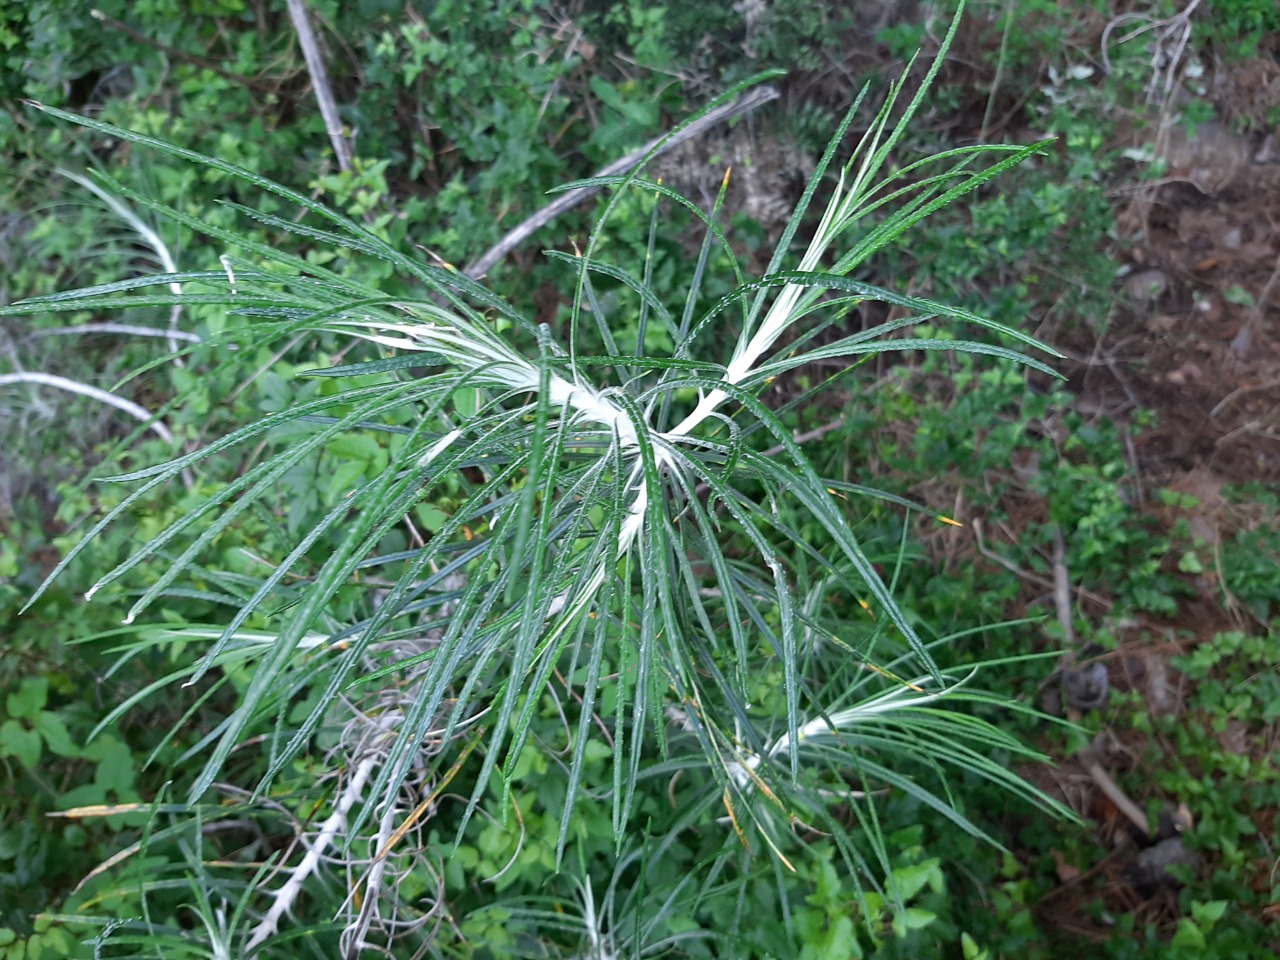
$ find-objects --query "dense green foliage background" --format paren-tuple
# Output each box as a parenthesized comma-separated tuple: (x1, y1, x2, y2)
(2, 0, 1278, 958)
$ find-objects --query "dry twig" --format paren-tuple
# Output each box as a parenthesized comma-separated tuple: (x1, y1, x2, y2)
(1101, 0, 1204, 103)
(971, 518, 1113, 611)
(1050, 524, 1151, 837)
(463, 85, 780, 279)
(90, 9, 283, 95)
(0, 372, 175, 446)
(286, 0, 354, 173)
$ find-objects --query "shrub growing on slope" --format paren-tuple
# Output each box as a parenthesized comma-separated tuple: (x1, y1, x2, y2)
(6, 6, 1075, 956)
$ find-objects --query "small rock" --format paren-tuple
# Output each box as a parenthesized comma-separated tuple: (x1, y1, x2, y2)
(1253, 130, 1280, 165)
(1125, 836, 1199, 893)
(1063, 662, 1109, 711)
(1123, 269, 1168, 303)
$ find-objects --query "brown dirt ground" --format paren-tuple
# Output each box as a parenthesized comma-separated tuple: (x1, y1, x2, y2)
(582, 12, 1280, 939)
(1100, 125, 1280, 486)
(1038, 124, 1280, 955)
(760, 13, 1280, 946)
(967, 33, 1280, 947)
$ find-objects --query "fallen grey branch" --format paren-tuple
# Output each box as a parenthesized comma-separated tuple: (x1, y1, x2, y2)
(464, 85, 780, 279)
(287, 0, 353, 173)
(0, 372, 175, 445)
(1082, 743, 1150, 836)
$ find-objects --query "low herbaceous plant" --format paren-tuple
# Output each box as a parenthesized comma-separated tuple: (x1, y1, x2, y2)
(10, 8, 1072, 955)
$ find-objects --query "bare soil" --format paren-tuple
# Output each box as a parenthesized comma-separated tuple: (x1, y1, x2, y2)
(1098, 120, 1280, 486)
(758, 16, 1280, 944)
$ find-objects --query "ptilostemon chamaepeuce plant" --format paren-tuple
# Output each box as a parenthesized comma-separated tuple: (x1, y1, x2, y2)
(9, 2, 1073, 952)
